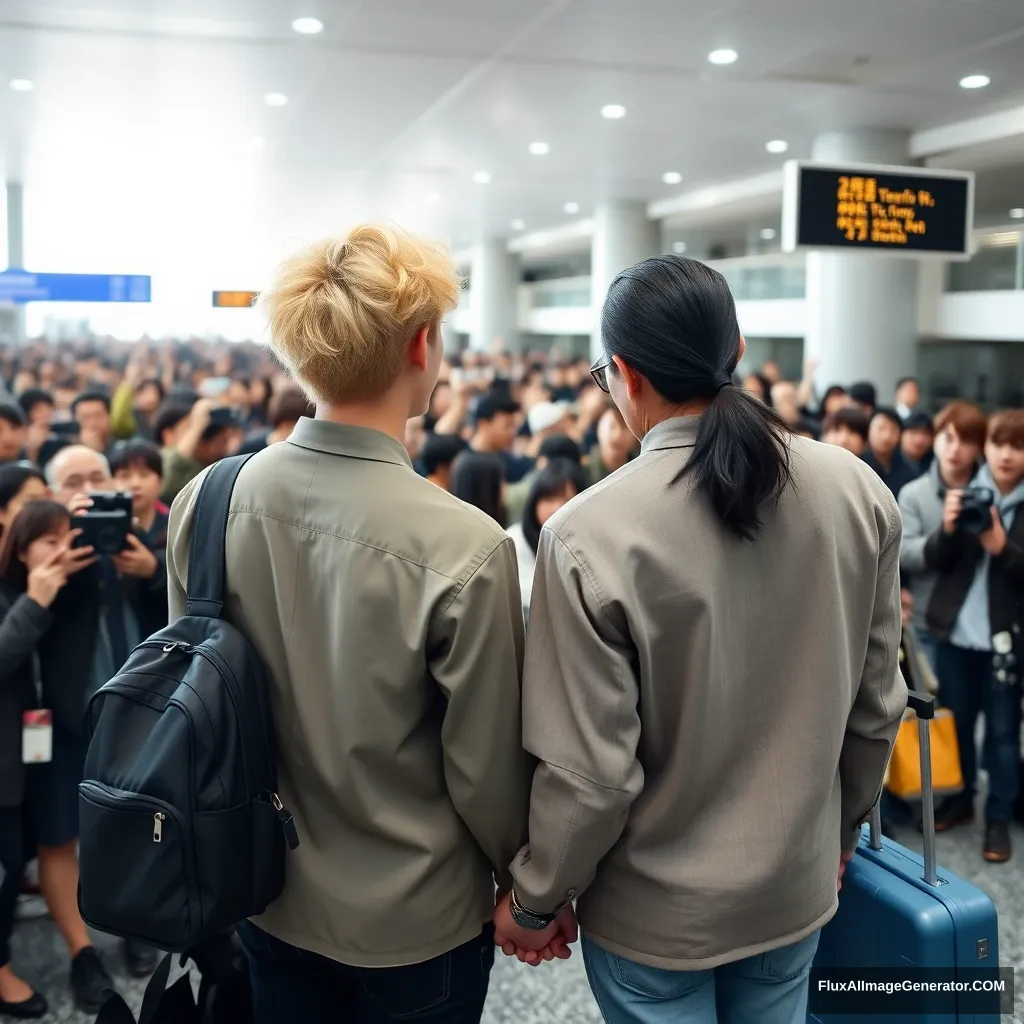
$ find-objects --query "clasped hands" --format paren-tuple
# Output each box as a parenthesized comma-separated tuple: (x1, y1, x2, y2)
(492, 891, 578, 967)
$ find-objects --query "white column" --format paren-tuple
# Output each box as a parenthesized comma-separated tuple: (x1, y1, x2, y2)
(805, 130, 918, 403)
(470, 238, 519, 353)
(4, 182, 26, 344)
(590, 200, 659, 359)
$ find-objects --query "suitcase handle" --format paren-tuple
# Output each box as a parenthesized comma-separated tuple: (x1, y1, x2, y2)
(869, 689, 939, 886)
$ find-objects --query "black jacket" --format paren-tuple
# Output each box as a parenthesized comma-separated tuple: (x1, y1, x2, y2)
(0, 584, 56, 806)
(924, 513, 1024, 643)
(862, 449, 920, 499)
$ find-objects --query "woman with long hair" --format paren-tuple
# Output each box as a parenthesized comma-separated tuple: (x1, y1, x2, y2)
(0, 464, 49, 540)
(507, 458, 586, 623)
(450, 451, 506, 527)
(494, 256, 905, 1024)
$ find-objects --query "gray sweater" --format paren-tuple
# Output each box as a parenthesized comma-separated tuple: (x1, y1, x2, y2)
(899, 462, 946, 633)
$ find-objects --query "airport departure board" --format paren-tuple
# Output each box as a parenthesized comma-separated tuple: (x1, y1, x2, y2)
(212, 290, 259, 308)
(782, 161, 974, 258)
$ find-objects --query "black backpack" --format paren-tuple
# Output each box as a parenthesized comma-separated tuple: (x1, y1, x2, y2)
(78, 454, 299, 953)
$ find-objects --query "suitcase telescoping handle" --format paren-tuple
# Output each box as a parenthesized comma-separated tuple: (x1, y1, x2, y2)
(869, 690, 939, 886)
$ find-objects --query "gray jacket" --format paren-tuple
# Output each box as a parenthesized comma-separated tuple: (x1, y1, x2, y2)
(899, 462, 946, 633)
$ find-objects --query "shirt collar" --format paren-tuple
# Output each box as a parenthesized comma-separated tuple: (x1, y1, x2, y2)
(287, 417, 413, 470)
(639, 415, 702, 455)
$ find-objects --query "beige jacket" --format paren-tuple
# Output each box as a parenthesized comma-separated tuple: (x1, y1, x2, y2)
(510, 416, 906, 970)
(167, 418, 532, 968)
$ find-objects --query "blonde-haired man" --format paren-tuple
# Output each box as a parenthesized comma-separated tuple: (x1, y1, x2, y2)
(167, 225, 533, 1023)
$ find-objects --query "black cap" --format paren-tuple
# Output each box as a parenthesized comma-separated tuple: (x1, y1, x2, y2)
(848, 381, 877, 409)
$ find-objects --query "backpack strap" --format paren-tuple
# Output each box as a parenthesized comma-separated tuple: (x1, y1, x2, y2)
(186, 454, 255, 618)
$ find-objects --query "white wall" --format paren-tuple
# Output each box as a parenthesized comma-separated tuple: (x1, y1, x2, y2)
(934, 291, 1024, 341)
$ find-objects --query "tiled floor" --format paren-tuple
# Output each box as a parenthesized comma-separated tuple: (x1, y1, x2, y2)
(9, 816, 1023, 1022)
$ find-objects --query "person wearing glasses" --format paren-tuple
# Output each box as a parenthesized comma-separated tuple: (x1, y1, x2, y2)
(492, 256, 906, 1024)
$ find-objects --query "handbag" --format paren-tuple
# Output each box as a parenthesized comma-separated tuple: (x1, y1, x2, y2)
(886, 629, 963, 801)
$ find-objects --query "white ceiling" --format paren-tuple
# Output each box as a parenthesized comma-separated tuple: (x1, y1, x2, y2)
(1, 0, 1024, 262)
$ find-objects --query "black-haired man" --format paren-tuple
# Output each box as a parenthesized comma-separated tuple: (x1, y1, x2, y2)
(420, 433, 468, 492)
(72, 390, 113, 456)
(0, 402, 26, 464)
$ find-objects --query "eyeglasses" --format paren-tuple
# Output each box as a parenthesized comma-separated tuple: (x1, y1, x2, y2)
(590, 356, 612, 394)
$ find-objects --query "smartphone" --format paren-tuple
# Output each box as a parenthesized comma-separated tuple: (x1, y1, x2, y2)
(199, 377, 233, 399)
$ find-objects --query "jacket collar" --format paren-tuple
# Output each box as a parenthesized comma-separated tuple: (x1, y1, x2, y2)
(287, 417, 413, 470)
(640, 415, 701, 455)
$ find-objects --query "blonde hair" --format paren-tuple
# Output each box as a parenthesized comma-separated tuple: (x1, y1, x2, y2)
(261, 224, 460, 404)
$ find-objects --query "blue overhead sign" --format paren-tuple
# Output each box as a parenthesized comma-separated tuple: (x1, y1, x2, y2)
(0, 270, 152, 304)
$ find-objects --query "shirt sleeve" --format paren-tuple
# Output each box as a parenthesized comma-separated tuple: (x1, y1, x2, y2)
(840, 499, 908, 854)
(510, 529, 644, 914)
(429, 537, 533, 891)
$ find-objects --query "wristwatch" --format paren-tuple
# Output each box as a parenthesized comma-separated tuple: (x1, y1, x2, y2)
(508, 887, 575, 930)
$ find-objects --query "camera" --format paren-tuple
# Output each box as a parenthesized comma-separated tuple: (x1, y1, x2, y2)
(956, 486, 995, 536)
(77, 491, 133, 554)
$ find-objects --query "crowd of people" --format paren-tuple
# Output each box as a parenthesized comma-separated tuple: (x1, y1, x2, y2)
(0, 223, 1019, 1023)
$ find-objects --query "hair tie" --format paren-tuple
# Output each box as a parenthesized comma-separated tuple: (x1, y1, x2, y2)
(712, 372, 734, 393)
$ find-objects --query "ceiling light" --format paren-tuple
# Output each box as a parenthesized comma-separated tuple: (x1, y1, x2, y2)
(708, 48, 738, 65)
(563, 201, 580, 215)
(511, 219, 526, 231)
(1010, 208, 1024, 219)
(672, 241, 687, 254)
(291, 17, 324, 34)
(959, 74, 990, 89)
(528, 141, 550, 156)
(601, 104, 627, 120)
(472, 170, 491, 184)
(264, 92, 289, 107)
(760, 228, 777, 240)
(766, 139, 789, 154)
(662, 171, 683, 185)
(9, 79, 32, 92)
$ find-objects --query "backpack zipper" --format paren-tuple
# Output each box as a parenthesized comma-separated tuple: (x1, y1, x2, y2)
(153, 812, 165, 842)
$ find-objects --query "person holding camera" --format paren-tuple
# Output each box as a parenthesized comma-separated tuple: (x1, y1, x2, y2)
(925, 409, 1024, 863)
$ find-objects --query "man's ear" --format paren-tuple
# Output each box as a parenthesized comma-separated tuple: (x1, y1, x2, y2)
(737, 335, 747, 363)
(408, 325, 431, 371)
(611, 355, 643, 398)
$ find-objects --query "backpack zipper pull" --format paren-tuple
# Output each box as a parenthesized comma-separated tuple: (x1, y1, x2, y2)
(271, 793, 300, 851)
(153, 812, 165, 842)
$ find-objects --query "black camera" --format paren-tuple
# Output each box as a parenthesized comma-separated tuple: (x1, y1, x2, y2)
(77, 491, 133, 554)
(957, 486, 995, 536)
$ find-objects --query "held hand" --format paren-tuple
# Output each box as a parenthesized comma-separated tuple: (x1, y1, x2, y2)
(942, 490, 963, 535)
(493, 894, 577, 966)
(837, 852, 854, 892)
(980, 506, 1008, 556)
(111, 534, 158, 579)
(27, 546, 70, 608)
(67, 493, 93, 517)
(900, 588, 913, 628)
(190, 398, 216, 430)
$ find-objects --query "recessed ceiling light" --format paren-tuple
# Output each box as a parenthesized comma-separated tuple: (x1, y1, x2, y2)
(563, 201, 580, 215)
(662, 171, 683, 185)
(959, 74, 990, 89)
(672, 241, 687, 254)
(511, 219, 526, 231)
(528, 141, 550, 156)
(760, 228, 777, 240)
(264, 92, 289, 107)
(1010, 208, 1024, 219)
(291, 17, 324, 34)
(708, 48, 738, 65)
(472, 170, 491, 184)
(9, 79, 32, 92)
(766, 139, 789, 154)
(601, 104, 627, 120)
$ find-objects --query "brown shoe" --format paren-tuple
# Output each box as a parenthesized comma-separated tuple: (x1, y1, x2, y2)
(982, 821, 1011, 863)
(933, 800, 974, 833)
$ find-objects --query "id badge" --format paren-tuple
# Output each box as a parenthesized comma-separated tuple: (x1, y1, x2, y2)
(22, 709, 53, 764)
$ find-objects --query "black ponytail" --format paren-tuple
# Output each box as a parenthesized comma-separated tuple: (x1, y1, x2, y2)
(601, 255, 792, 541)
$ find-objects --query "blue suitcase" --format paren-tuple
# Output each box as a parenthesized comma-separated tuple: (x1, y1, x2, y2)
(809, 691, 1001, 1023)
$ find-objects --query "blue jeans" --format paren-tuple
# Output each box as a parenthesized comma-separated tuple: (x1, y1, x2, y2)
(237, 921, 494, 1024)
(936, 642, 1021, 822)
(582, 929, 820, 1024)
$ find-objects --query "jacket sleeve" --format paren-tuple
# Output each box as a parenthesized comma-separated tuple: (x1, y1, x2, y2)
(993, 538, 1024, 585)
(0, 593, 54, 678)
(840, 499, 908, 855)
(509, 530, 644, 913)
(923, 524, 966, 574)
(109, 382, 139, 441)
(166, 474, 204, 623)
(429, 537, 532, 892)
(899, 487, 930, 573)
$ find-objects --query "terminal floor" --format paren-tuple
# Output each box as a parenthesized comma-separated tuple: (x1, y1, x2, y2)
(9, 816, 1023, 1023)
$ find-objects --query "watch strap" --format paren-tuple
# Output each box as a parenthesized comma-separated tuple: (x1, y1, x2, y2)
(508, 888, 556, 930)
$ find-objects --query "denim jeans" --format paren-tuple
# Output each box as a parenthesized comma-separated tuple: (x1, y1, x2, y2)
(582, 929, 820, 1024)
(936, 641, 1021, 822)
(237, 921, 494, 1024)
